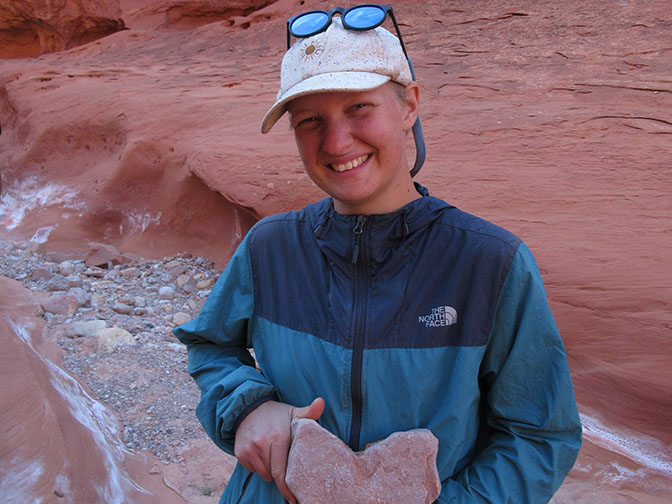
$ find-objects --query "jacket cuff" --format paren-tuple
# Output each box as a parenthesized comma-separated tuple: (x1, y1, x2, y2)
(232, 393, 279, 434)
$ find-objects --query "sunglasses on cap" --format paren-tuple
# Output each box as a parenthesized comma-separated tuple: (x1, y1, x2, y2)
(286, 4, 407, 56)
(285, 4, 426, 177)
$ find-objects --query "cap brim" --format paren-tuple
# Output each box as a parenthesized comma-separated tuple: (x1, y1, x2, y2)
(260, 71, 391, 134)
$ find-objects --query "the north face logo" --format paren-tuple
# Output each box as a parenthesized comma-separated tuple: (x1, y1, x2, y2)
(419, 305, 457, 327)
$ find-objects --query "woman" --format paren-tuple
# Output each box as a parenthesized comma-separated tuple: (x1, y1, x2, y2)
(175, 6, 582, 503)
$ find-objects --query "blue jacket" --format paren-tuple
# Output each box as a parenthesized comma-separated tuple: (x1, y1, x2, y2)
(174, 187, 582, 503)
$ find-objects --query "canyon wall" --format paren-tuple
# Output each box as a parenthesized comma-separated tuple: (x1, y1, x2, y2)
(1, 0, 670, 501)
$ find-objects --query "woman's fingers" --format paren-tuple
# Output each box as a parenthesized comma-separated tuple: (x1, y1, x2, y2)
(237, 443, 273, 482)
(291, 397, 325, 421)
(270, 437, 297, 504)
(233, 397, 327, 501)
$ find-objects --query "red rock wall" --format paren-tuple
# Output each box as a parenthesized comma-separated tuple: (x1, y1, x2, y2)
(120, 0, 275, 30)
(0, 0, 126, 58)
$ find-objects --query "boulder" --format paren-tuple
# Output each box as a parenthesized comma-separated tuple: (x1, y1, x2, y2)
(95, 326, 137, 353)
(120, 266, 141, 278)
(112, 302, 134, 315)
(172, 312, 192, 326)
(158, 285, 175, 300)
(65, 319, 107, 338)
(58, 260, 75, 275)
(286, 418, 440, 504)
(85, 242, 133, 268)
(40, 293, 79, 315)
(67, 286, 91, 307)
(30, 266, 52, 281)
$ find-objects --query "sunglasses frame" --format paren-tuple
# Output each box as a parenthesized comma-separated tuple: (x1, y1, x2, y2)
(286, 4, 407, 57)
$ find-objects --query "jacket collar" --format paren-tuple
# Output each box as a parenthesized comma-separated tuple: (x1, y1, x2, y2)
(307, 184, 454, 265)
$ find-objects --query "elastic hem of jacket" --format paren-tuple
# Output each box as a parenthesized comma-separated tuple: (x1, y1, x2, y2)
(232, 393, 279, 435)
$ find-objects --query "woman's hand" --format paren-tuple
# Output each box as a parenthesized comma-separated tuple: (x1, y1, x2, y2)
(234, 397, 325, 503)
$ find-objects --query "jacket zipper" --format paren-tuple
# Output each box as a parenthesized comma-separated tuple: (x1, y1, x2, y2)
(349, 214, 367, 451)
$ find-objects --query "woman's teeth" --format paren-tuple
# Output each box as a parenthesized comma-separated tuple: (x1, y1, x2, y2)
(330, 154, 369, 172)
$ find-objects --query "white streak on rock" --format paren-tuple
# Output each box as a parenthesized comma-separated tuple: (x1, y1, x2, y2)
(580, 413, 672, 477)
(0, 177, 79, 230)
(8, 318, 150, 503)
(0, 457, 44, 504)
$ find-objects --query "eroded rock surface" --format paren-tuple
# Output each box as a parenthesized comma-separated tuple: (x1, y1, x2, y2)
(0, 0, 126, 58)
(120, 0, 275, 30)
(286, 418, 440, 504)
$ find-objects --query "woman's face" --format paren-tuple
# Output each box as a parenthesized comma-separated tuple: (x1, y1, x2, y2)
(288, 82, 419, 215)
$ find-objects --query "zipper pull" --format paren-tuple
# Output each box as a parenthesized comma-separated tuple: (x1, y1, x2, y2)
(351, 215, 366, 263)
(353, 215, 366, 235)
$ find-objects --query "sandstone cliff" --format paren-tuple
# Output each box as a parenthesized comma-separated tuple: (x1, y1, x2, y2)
(1, 0, 671, 502)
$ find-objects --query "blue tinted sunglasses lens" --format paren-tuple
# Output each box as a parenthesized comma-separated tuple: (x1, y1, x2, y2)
(291, 11, 330, 37)
(343, 5, 386, 29)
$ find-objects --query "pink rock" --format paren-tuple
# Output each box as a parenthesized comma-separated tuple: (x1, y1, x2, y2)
(286, 419, 440, 504)
(85, 242, 133, 267)
(40, 294, 79, 315)
(30, 266, 53, 281)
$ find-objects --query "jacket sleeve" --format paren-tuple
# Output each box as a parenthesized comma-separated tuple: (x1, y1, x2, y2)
(438, 242, 582, 503)
(173, 233, 278, 455)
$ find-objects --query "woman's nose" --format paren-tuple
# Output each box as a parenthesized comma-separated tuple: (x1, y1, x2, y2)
(321, 118, 354, 156)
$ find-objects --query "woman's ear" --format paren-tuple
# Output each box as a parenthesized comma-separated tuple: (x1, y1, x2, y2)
(402, 82, 420, 132)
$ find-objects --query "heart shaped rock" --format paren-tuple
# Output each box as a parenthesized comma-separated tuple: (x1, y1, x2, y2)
(286, 418, 440, 504)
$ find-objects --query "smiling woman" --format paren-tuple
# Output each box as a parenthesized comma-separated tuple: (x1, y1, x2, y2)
(261, 16, 413, 134)
(288, 83, 419, 215)
(174, 5, 582, 504)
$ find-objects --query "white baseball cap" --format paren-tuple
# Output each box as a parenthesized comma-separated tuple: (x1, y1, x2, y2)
(260, 17, 412, 134)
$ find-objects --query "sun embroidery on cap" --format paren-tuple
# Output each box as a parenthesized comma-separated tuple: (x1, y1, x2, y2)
(302, 39, 323, 60)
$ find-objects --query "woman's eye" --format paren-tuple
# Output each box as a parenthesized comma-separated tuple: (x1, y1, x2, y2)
(295, 117, 319, 128)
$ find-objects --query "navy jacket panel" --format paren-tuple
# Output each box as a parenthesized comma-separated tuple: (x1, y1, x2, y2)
(250, 195, 521, 349)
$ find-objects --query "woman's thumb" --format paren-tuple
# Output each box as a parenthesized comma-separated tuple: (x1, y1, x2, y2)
(291, 397, 325, 421)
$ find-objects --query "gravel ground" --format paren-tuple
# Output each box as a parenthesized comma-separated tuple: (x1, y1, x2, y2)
(0, 239, 222, 465)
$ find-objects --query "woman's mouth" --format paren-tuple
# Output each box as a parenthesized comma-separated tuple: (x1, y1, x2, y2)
(329, 154, 370, 172)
